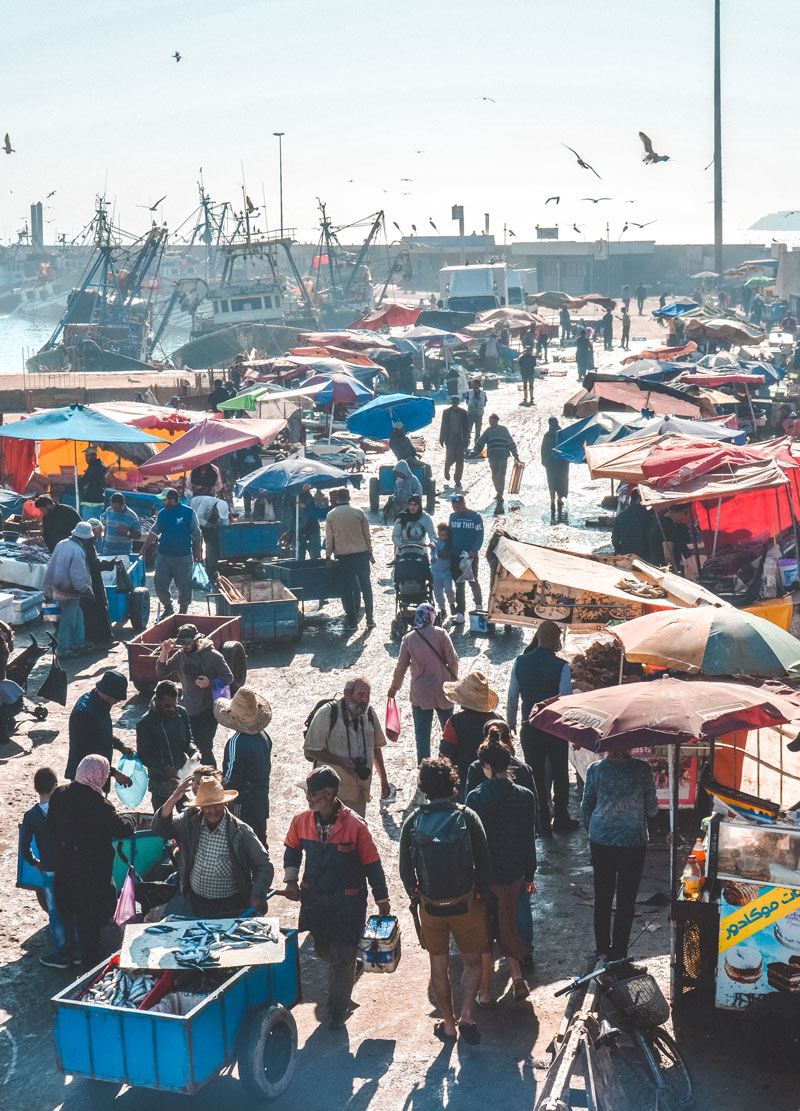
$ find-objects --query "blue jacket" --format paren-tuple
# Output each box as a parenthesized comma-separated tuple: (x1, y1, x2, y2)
(449, 509, 484, 555)
(20, 801, 57, 872)
(65, 689, 121, 780)
(284, 804, 388, 903)
(465, 777, 538, 885)
(507, 646, 571, 731)
(152, 504, 201, 558)
(223, 730, 272, 816)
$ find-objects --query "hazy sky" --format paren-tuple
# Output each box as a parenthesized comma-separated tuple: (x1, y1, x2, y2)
(2, 0, 799, 248)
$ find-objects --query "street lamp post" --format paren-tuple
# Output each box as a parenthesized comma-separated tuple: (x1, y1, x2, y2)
(713, 0, 723, 278)
(273, 132, 285, 237)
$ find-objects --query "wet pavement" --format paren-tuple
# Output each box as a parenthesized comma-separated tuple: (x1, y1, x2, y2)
(1, 305, 797, 1108)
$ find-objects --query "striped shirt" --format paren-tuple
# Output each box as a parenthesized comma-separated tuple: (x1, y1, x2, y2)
(189, 813, 239, 898)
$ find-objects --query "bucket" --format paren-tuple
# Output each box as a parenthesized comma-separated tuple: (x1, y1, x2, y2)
(42, 601, 61, 623)
(779, 559, 798, 588)
(469, 609, 495, 636)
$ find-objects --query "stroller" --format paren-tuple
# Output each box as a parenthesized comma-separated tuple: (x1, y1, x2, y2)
(390, 547, 433, 639)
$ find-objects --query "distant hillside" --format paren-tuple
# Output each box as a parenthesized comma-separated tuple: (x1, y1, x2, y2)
(750, 211, 800, 230)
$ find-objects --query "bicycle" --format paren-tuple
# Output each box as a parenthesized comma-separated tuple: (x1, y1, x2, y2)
(535, 958, 693, 1111)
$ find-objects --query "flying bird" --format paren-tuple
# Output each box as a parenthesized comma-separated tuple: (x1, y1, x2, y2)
(3, 133, 14, 155)
(639, 131, 670, 164)
(545, 196, 560, 205)
(429, 218, 438, 231)
(400, 177, 413, 182)
(621, 224, 629, 234)
(46, 190, 56, 198)
(785, 211, 799, 219)
(136, 194, 167, 211)
(173, 51, 181, 62)
(401, 192, 412, 196)
(392, 221, 402, 233)
(411, 224, 417, 233)
(480, 96, 496, 103)
(562, 143, 601, 179)
(508, 229, 516, 237)
(582, 197, 612, 204)
(630, 219, 657, 228)
(572, 224, 583, 234)
(415, 149, 425, 154)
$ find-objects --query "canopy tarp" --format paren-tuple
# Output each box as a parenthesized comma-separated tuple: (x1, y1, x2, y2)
(686, 318, 766, 344)
(590, 378, 704, 417)
(639, 441, 794, 490)
(138, 418, 286, 476)
(297, 330, 396, 352)
(675, 369, 766, 388)
(622, 340, 698, 364)
(624, 415, 746, 445)
(652, 300, 701, 318)
(553, 412, 648, 464)
(350, 305, 420, 330)
(487, 536, 725, 631)
(288, 346, 379, 366)
(638, 458, 789, 507)
(586, 433, 708, 482)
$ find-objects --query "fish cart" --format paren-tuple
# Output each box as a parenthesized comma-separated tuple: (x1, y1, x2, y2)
(210, 576, 303, 645)
(52, 926, 301, 1100)
(127, 613, 246, 697)
(369, 461, 435, 513)
(218, 521, 283, 561)
(259, 557, 341, 601)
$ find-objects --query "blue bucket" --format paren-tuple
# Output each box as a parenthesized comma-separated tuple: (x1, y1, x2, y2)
(779, 559, 798, 588)
(42, 601, 61, 623)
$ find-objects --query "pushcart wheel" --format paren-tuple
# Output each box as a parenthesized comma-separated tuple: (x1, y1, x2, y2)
(238, 1004, 298, 1100)
(222, 640, 248, 693)
(369, 477, 380, 514)
(129, 587, 151, 632)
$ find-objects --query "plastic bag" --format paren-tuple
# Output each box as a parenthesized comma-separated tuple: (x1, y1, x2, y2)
(212, 680, 231, 702)
(37, 659, 67, 706)
(457, 552, 474, 583)
(385, 697, 401, 742)
(115, 754, 149, 808)
(115, 561, 133, 594)
(191, 561, 212, 591)
(114, 867, 137, 927)
(177, 751, 202, 781)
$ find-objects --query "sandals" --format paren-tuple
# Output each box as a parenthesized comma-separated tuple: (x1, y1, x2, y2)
(513, 978, 531, 1001)
(458, 1021, 481, 1045)
(475, 992, 496, 1009)
(433, 1020, 457, 1043)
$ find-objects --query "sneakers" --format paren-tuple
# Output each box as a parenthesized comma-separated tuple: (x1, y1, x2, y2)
(453, 613, 465, 624)
(40, 953, 71, 969)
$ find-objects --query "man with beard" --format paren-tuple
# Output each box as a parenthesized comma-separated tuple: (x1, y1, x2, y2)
(155, 623, 233, 767)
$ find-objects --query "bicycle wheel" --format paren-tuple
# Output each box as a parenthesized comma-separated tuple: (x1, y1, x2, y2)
(633, 1028, 693, 1111)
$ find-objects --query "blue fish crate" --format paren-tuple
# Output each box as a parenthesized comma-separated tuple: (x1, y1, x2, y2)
(52, 931, 300, 1095)
(212, 578, 303, 643)
(260, 558, 341, 601)
(218, 522, 283, 560)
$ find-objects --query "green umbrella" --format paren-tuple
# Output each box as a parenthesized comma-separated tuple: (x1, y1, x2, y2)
(744, 274, 775, 288)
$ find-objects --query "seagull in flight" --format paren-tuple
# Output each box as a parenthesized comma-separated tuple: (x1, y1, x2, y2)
(411, 224, 417, 233)
(173, 51, 181, 62)
(639, 131, 670, 164)
(545, 196, 560, 205)
(400, 177, 413, 182)
(630, 219, 657, 228)
(572, 224, 583, 234)
(480, 96, 496, 103)
(46, 190, 56, 198)
(562, 143, 601, 179)
(582, 197, 612, 204)
(137, 194, 167, 211)
(429, 218, 438, 231)
(3, 133, 14, 155)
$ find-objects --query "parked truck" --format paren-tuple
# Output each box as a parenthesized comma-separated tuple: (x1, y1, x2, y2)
(438, 263, 536, 313)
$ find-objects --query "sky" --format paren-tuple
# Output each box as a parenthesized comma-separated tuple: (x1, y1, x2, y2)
(2, 0, 800, 249)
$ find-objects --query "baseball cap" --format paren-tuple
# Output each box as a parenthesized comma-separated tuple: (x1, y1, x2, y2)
(176, 624, 200, 644)
(300, 765, 341, 794)
(162, 487, 179, 500)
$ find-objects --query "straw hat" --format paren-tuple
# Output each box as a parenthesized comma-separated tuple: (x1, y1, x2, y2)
(443, 671, 499, 712)
(214, 685, 272, 733)
(192, 775, 238, 807)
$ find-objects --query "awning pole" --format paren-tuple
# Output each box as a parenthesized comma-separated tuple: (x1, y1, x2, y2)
(295, 495, 300, 561)
(74, 441, 80, 515)
(711, 497, 722, 558)
(669, 742, 681, 1001)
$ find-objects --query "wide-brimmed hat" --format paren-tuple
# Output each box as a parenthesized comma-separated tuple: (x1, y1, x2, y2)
(443, 671, 499, 712)
(214, 685, 272, 733)
(192, 775, 238, 807)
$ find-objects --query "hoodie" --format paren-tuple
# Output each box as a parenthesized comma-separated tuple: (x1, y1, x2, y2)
(464, 776, 537, 885)
(392, 460, 423, 504)
(154, 638, 234, 716)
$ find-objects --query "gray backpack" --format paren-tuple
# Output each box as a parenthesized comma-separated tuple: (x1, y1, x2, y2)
(411, 806, 474, 900)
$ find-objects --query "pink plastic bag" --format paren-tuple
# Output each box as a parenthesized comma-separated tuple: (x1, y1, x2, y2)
(114, 868, 137, 927)
(385, 697, 402, 742)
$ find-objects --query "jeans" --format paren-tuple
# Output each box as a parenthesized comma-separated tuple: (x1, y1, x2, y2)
(337, 551, 373, 623)
(41, 871, 67, 958)
(454, 553, 483, 614)
(57, 597, 85, 655)
(55, 877, 115, 968)
(411, 705, 453, 763)
(467, 411, 483, 444)
(190, 707, 219, 767)
(517, 883, 534, 954)
(432, 574, 455, 614)
(488, 454, 509, 498)
(154, 553, 193, 613)
(520, 723, 572, 831)
(590, 841, 647, 959)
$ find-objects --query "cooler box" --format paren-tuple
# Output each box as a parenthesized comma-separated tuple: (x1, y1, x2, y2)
(358, 916, 401, 974)
(469, 609, 495, 636)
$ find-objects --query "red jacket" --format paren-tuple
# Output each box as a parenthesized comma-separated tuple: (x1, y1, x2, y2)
(284, 805, 388, 902)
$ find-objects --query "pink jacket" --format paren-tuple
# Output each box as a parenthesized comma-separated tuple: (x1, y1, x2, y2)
(391, 626, 458, 710)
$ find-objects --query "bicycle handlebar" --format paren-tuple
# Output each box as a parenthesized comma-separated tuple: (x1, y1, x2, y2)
(553, 957, 631, 997)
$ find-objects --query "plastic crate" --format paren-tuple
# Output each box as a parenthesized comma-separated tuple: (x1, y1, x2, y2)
(218, 522, 283, 559)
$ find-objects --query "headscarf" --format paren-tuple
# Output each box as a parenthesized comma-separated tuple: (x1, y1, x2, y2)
(75, 754, 110, 795)
(414, 603, 436, 630)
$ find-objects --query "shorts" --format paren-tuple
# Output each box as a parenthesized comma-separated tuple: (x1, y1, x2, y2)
(418, 890, 488, 957)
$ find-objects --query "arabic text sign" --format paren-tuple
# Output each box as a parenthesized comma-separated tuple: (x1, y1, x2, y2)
(718, 886, 800, 953)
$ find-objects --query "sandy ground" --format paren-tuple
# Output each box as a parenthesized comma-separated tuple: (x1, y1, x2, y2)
(1, 301, 797, 1110)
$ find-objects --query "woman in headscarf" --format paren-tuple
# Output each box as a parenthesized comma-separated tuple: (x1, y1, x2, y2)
(391, 494, 436, 557)
(388, 603, 458, 764)
(47, 755, 136, 968)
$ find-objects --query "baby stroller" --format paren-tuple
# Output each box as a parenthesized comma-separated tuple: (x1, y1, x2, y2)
(391, 547, 433, 639)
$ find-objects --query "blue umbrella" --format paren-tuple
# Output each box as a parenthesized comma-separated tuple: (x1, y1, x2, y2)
(346, 393, 434, 439)
(652, 301, 700, 318)
(236, 456, 362, 560)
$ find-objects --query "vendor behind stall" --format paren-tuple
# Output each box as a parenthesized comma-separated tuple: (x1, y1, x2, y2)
(78, 446, 107, 517)
(100, 493, 141, 557)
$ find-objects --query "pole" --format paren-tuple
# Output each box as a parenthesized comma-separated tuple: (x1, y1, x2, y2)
(273, 132, 285, 237)
(713, 0, 723, 278)
(295, 494, 300, 560)
(669, 742, 681, 1002)
(73, 441, 80, 515)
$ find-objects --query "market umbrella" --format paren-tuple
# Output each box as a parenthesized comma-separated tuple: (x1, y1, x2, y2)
(528, 677, 800, 753)
(690, 271, 719, 280)
(609, 608, 800, 678)
(0, 404, 165, 509)
(235, 456, 362, 559)
(138, 417, 286, 476)
(652, 300, 700, 318)
(744, 274, 775, 288)
(299, 373, 373, 405)
(390, 325, 474, 349)
(686, 318, 766, 345)
(529, 291, 571, 309)
(218, 383, 325, 414)
(346, 393, 434, 440)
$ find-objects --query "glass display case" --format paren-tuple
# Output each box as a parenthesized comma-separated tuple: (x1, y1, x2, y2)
(715, 818, 800, 888)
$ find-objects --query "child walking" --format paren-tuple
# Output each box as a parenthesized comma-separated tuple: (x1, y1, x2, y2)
(20, 768, 70, 968)
(431, 522, 457, 622)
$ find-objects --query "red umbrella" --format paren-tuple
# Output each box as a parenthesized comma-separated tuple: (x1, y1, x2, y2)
(138, 417, 286, 475)
(528, 677, 800, 752)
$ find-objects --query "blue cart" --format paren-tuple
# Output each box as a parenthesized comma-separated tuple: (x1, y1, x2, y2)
(52, 930, 301, 1100)
(210, 578, 303, 644)
(105, 556, 150, 630)
(369, 461, 435, 514)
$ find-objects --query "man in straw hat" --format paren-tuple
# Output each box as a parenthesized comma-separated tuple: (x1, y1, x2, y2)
(153, 772, 273, 918)
(507, 620, 580, 837)
(440, 672, 502, 799)
(283, 766, 390, 1029)
(215, 686, 273, 847)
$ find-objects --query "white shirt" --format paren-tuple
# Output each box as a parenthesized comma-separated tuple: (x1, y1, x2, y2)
(191, 495, 230, 527)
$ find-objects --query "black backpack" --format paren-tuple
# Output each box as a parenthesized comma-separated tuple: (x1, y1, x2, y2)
(410, 805, 474, 900)
(302, 698, 377, 761)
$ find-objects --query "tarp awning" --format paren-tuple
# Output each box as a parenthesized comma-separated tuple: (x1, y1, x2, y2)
(638, 459, 789, 507)
(622, 340, 698, 364)
(590, 379, 703, 417)
(138, 418, 286, 476)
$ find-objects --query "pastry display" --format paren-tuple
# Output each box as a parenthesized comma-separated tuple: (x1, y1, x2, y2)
(774, 908, 800, 950)
(767, 962, 800, 993)
(722, 881, 761, 908)
(724, 945, 763, 984)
